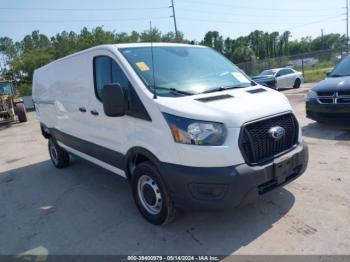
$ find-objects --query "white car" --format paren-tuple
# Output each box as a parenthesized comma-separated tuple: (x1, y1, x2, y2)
(258, 68, 304, 90)
(33, 43, 308, 225)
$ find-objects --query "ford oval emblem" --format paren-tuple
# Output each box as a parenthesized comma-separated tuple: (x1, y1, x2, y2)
(268, 126, 286, 140)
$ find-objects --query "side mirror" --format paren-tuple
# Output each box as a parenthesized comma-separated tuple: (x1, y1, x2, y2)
(103, 83, 126, 117)
(326, 71, 331, 77)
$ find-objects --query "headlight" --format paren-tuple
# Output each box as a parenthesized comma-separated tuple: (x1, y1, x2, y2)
(163, 113, 227, 146)
(306, 90, 318, 100)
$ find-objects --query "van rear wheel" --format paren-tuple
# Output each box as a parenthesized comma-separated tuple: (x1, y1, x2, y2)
(48, 138, 70, 168)
(131, 161, 176, 225)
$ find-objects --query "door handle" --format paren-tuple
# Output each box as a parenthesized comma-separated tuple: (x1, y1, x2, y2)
(79, 107, 87, 113)
(90, 110, 99, 116)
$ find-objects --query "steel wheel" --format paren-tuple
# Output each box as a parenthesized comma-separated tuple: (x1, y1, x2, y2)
(137, 175, 162, 215)
(132, 161, 176, 225)
(48, 138, 70, 168)
(49, 142, 59, 166)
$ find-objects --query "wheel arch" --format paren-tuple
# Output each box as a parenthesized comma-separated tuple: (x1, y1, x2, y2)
(40, 123, 51, 139)
(294, 78, 301, 88)
(124, 147, 164, 181)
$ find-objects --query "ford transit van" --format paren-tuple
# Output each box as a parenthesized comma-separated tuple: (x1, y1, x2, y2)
(33, 43, 308, 225)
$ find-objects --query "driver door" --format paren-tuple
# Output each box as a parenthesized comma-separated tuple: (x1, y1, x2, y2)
(75, 51, 129, 172)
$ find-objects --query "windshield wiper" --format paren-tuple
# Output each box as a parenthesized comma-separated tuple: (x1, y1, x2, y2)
(200, 83, 254, 94)
(151, 86, 195, 96)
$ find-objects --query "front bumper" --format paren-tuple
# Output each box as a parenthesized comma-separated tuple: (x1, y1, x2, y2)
(306, 98, 350, 122)
(254, 80, 276, 89)
(161, 142, 309, 210)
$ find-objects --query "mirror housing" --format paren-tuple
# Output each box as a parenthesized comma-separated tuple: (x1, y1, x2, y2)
(103, 84, 126, 117)
(326, 71, 331, 77)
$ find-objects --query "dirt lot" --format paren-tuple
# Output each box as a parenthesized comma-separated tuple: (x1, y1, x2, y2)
(0, 84, 350, 256)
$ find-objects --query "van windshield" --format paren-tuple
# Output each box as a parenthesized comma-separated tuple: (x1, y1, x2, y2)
(119, 46, 253, 96)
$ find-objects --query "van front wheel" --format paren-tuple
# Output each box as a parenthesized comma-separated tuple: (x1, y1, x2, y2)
(132, 161, 176, 225)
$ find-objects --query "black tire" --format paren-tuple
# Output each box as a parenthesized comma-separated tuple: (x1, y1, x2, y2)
(131, 161, 176, 225)
(293, 78, 301, 89)
(48, 138, 70, 168)
(15, 103, 27, 122)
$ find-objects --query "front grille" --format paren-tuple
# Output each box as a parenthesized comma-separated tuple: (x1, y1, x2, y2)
(338, 98, 350, 103)
(317, 91, 334, 96)
(317, 91, 350, 104)
(319, 98, 333, 104)
(339, 90, 350, 96)
(239, 113, 299, 165)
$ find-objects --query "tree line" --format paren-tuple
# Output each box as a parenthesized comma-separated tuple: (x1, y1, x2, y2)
(0, 27, 185, 84)
(202, 30, 345, 63)
(0, 26, 346, 94)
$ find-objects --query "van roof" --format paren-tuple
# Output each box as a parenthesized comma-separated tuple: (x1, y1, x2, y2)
(114, 42, 204, 49)
(35, 43, 205, 71)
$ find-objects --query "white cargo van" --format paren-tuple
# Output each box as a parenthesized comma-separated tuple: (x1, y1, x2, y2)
(33, 43, 308, 225)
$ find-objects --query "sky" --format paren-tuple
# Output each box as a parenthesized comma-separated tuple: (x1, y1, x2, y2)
(0, 0, 347, 42)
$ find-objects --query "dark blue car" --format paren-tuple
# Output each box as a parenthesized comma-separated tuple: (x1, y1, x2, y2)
(306, 56, 350, 123)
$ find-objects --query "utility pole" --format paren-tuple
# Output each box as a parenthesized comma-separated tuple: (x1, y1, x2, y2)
(169, 0, 178, 40)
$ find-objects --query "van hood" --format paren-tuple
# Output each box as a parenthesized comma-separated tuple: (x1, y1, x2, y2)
(155, 86, 292, 128)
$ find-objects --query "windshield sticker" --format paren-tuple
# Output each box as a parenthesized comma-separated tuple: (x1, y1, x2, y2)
(136, 62, 150, 72)
(232, 72, 250, 83)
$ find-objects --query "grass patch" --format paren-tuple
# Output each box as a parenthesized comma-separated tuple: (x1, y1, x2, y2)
(304, 67, 333, 83)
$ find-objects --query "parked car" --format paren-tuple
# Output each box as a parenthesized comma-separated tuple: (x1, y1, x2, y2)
(251, 72, 277, 89)
(306, 55, 350, 123)
(33, 43, 308, 225)
(252, 68, 304, 90)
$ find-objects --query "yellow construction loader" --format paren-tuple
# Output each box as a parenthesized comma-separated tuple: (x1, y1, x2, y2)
(0, 80, 27, 123)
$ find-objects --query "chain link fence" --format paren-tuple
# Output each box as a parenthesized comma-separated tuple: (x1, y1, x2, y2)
(236, 48, 347, 82)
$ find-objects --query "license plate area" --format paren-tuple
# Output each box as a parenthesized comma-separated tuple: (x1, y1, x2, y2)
(274, 157, 293, 184)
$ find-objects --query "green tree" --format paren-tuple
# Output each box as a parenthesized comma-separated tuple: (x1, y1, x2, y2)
(12, 49, 54, 81)
(202, 31, 224, 52)
(0, 37, 18, 78)
(161, 31, 186, 43)
(140, 28, 162, 42)
(230, 46, 256, 63)
(51, 31, 79, 59)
